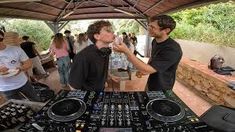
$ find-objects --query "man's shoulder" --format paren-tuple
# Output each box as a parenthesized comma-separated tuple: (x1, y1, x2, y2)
(6, 45, 22, 52)
(166, 38, 181, 49)
(76, 45, 96, 58)
(81, 45, 95, 53)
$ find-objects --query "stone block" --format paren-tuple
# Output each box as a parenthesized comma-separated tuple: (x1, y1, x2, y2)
(210, 89, 222, 97)
(207, 93, 221, 103)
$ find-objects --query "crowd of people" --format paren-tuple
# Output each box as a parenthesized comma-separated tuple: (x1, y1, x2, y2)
(0, 14, 182, 100)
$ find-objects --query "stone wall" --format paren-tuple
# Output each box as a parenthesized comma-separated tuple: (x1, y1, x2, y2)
(177, 57, 235, 107)
(176, 39, 235, 69)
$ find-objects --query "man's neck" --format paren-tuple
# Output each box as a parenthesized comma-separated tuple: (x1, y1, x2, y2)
(155, 35, 169, 43)
(95, 41, 109, 49)
(0, 42, 6, 50)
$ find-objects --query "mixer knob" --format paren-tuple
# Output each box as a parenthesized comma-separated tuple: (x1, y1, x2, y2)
(110, 120, 114, 126)
(111, 105, 115, 110)
(104, 104, 108, 110)
(118, 104, 122, 110)
(166, 128, 170, 132)
(80, 123, 85, 128)
(76, 122, 80, 127)
(118, 121, 122, 126)
(99, 92, 103, 95)
(101, 120, 105, 126)
(171, 127, 176, 132)
(127, 120, 131, 126)
(176, 125, 183, 132)
(125, 104, 129, 109)
(69, 127, 75, 132)
(136, 127, 144, 131)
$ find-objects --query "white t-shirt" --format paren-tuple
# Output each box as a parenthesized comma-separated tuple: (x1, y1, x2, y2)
(0, 45, 29, 91)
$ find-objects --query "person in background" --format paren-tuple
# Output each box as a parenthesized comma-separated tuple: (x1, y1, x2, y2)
(130, 32, 144, 57)
(69, 20, 118, 91)
(20, 35, 49, 81)
(122, 32, 130, 48)
(75, 32, 88, 53)
(113, 15, 182, 91)
(50, 33, 70, 88)
(64, 30, 76, 61)
(130, 33, 137, 45)
(0, 30, 36, 100)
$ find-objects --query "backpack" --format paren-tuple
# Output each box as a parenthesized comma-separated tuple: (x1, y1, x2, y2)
(209, 55, 225, 71)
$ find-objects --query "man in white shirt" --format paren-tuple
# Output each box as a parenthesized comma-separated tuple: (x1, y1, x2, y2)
(0, 30, 34, 100)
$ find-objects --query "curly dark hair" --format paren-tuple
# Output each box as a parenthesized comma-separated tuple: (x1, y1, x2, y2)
(87, 20, 112, 44)
(149, 15, 176, 34)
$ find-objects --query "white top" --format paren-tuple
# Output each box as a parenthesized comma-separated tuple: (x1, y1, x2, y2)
(0, 45, 29, 91)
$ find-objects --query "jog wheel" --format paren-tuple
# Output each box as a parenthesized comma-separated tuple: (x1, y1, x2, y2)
(47, 98, 86, 122)
(146, 99, 185, 122)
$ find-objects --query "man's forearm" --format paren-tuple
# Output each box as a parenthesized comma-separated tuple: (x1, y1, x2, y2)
(19, 60, 32, 72)
(125, 51, 156, 74)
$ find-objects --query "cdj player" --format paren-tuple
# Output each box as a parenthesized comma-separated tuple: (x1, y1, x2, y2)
(19, 90, 216, 132)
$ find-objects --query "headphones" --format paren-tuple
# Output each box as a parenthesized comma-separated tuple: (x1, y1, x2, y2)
(98, 47, 112, 58)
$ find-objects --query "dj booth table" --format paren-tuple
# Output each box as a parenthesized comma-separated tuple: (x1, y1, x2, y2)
(1, 90, 217, 132)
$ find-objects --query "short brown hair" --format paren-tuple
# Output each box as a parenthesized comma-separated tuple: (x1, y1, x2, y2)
(149, 15, 176, 34)
(87, 20, 112, 44)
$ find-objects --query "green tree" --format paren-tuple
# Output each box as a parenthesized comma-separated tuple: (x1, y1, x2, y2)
(2, 19, 53, 51)
(113, 19, 141, 35)
(171, 1, 235, 47)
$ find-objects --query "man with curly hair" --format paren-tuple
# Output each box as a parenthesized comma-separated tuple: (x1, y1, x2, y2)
(69, 20, 116, 91)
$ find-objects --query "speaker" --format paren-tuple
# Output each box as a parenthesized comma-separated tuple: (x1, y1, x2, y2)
(200, 105, 235, 132)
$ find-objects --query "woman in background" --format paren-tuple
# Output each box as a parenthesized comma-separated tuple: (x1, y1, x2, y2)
(50, 33, 70, 88)
(75, 33, 88, 53)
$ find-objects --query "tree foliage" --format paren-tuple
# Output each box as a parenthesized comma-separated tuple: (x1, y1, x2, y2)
(1, 19, 53, 51)
(112, 19, 142, 35)
(171, 1, 235, 47)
